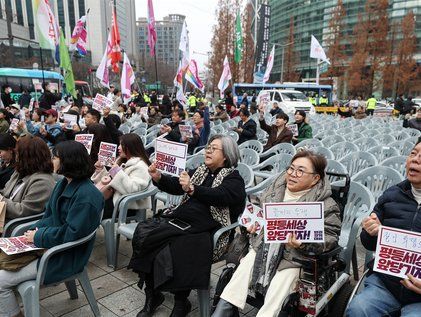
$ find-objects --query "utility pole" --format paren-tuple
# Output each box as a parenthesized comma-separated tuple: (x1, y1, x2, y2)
(5, 4, 15, 67)
(271, 41, 293, 83)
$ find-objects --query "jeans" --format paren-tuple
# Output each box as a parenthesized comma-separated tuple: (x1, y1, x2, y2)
(346, 273, 421, 317)
(0, 259, 38, 317)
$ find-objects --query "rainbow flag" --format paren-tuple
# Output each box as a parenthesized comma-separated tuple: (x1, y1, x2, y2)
(70, 15, 87, 56)
(185, 60, 204, 92)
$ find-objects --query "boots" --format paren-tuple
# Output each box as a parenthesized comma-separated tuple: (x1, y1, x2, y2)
(169, 298, 192, 317)
(212, 299, 237, 317)
(137, 289, 165, 317)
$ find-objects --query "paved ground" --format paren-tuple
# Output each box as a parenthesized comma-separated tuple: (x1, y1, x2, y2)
(30, 226, 367, 317)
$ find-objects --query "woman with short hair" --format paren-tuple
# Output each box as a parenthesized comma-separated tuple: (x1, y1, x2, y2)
(129, 134, 246, 317)
(0, 140, 104, 317)
(1, 135, 55, 222)
(213, 150, 341, 317)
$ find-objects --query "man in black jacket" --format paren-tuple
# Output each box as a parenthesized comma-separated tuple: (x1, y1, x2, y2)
(234, 109, 257, 144)
(159, 109, 185, 143)
(346, 141, 421, 316)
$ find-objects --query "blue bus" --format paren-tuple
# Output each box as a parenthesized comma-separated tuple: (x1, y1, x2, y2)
(232, 82, 333, 105)
(0, 68, 63, 102)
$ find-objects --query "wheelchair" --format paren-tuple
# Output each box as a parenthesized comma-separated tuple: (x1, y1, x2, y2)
(213, 172, 355, 317)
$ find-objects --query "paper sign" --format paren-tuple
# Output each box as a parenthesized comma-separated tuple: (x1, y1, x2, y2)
(92, 94, 113, 112)
(179, 124, 193, 139)
(287, 124, 299, 137)
(0, 236, 43, 255)
(259, 91, 270, 105)
(9, 118, 19, 132)
(155, 138, 188, 176)
(49, 82, 58, 92)
(240, 203, 265, 235)
(373, 226, 421, 279)
(98, 142, 117, 167)
(63, 113, 77, 129)
(75, 134, 94, 154)
(263, 202, 325, 243)
(140, 107, 148, 117)
(19, 110, 26, 120)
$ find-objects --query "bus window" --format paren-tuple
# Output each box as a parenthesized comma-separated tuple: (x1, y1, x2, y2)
(21, 78, 33, 91)
(6, 77, 21, 92)
(281, 92, 307, 101)
(274, 92, 282, 102)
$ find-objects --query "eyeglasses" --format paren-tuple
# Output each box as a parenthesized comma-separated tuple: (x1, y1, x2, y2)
(205, 145, 223, 154)
(286, 165, 317, 178)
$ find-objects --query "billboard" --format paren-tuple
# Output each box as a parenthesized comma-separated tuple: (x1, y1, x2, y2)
(254, 4, 271, 83)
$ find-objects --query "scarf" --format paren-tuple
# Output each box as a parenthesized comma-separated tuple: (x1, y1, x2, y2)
(179, 163, 235, 261)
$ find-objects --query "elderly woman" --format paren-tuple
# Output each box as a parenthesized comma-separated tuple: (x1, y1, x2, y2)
(128, 134, 246, 317)
(213, 150, 341, 317)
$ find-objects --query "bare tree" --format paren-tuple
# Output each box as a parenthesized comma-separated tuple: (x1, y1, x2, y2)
(283, 17, 300, 82)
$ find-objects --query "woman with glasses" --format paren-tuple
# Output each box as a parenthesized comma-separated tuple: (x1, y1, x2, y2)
(128, 134, 246, 317)
(213, 150, 341, 317)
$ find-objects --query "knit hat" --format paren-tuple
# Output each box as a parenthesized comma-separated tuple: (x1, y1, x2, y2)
(0, 133, 16, 150)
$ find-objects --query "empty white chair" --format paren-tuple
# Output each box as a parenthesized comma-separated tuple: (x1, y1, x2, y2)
(381, 155, 407, 177)
(240, 148, 260, 167)
(376, 134, 395, 145)
(330, 141, 359, 160)
(339, 151, 378, 176)
(353, 137, 379, 152)
(322, 135, 345, 148)
(294, 138, 323, 150)
(367, 145, 399, 162)
(260, 143, 296, 160)
(313, 146, 334, 160)
(239, 140, 264, 153)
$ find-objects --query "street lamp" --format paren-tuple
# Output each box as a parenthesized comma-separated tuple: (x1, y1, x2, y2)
(270, 41, 294, 83)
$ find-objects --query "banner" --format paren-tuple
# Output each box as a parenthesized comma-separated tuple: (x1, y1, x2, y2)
(155, 138, 188, 177)
(263, 202, 325, 243)
(255, 4, 271, 72)
(240, 203, 264, 235)
(98, 142, 117, 167)
(92, 93, 113, 112)
(310, 35, 330, 64)
(110, 8, 122, 73)
(96, 32, 112, 88)
(234, 10, 243, 64)
(263, 45, 275, 84)
(179, 21, 190, 69)
(217, 56, 232, 98)
(33, 0, 60, 52)
(121, 53, 135, 101)
(374, 226, 421, 279)
(75, 134, 94, 154)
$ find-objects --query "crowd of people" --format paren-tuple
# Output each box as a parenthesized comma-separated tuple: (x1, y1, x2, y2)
(0, 83, 419, 317)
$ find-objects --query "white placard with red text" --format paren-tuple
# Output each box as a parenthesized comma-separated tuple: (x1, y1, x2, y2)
(240, 203, 265, 235)
(287, 124, 299, 137)
(98, 142, 117, 167)
(75, 134, 94, 154)
(374, 226, 421, 279)
(92, 94, 113, 112)
(155, 138, 187, 177)
(179, 124, 193, 139)
(0, 236, 43, 255)
(263, 202, 325, 243)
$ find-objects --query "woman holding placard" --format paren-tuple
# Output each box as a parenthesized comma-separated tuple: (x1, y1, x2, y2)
(213, 150, 341, 317)
(92, 133, 151, 219)
(129, 134, 246, 317)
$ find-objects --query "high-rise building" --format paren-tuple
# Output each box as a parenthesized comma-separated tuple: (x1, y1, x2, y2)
(268, 0, 421, 81)
(0, 0, 34, 45)
(136, 14, 185, 73)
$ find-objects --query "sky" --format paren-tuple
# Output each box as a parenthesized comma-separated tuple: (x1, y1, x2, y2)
(135, 0, 219, 70)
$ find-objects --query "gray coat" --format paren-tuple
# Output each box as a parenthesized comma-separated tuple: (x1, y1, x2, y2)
(252, 173, 341, 271)
(2, 171, 55, 221)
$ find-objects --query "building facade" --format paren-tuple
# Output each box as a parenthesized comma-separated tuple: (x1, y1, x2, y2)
(136, 14, 185, 74)
(268, 0, 421, 82)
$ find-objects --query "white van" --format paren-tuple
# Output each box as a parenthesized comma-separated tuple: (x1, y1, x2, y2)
(257, 89, 315, 114)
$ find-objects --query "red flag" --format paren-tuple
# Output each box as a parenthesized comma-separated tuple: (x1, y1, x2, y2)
(109, 8, 122, 73)
(147, 0, 157, 56)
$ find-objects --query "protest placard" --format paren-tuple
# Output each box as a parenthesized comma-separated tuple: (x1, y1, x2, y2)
(373, 226, 421, 279)
(240, 203, 265, 235)
(287, 124, 299, 137)
(263, 202, 325, 243)
(9, 118, 19, 132)
(98, 142, 117, 167)
(63, 113, 77, 129)
(49, 82, 58, 93)
(75, 134, 94, 154)
(179, 124, 193, 139)
(155, 138, 188, 176)
(0, 236, 43, 255)
(92, 94, 113, 112)
(259, 91, 270, 106)
(140, 107, 148, 118)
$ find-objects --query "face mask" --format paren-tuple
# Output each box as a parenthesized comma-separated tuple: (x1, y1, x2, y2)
(7, 88, 12, 93)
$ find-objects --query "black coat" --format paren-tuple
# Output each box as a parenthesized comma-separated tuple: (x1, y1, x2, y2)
(39, 91, 61, 110)
(1, 92, 14, 107)
(164, 121, 183, 143)
(237, 119, 257, 144)
(129, 167, 246, 291)
(361, 180, 421, 305)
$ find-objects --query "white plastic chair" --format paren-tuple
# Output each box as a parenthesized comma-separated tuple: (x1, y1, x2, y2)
(294, 138, 323, 150)
(240, 148, 260, 167)
(238, 139, 264, 154)
(313, 146, 334, 160)
(260, 142, 296, 160)
(252, 153, 293, 179)
(186, 155, 205, 170)
(322, 135, 345, 148)
(367, 145, 399, 162)
(339, 151, 378, 176)
(381, 155, 407, 177)
(353, 137, 379, 152)
(330, 141, 360, 160)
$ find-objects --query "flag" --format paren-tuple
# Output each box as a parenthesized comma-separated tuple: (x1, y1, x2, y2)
(147, 0, 157, 56)
(59, 29, 76, 98)
(173, 62, 187, 106)
(185, 60, 204, 92)
(310, 35, 330, 64)
(70, 15, 87, 56)
(217, 56, 232, 98)
(96, 32, 112, 88)
(110, 9, 122, 73)
(263, 45, 275, 83)
(234, 10, 243, 64)
(121, 53, 135, 103)
(179, 21, 190, 70)
(33, 0, 60, 62)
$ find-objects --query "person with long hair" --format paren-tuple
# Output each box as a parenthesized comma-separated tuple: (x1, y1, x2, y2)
(92, 133, 152, 219)
(0, 141, 104, 317)
(1, 135, 55, 222)
(0, 133, 16, 189)
(85, 123, 114, 164)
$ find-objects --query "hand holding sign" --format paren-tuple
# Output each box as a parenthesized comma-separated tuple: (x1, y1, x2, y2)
(363, 213, 381, 236)
(148, 162, 162, 182)
(179, 171, 191, 192)
(287, 233, 302, 249)
(401, 274, 421, 295)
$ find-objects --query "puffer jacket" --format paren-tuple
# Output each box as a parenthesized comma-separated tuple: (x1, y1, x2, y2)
(361, 180, 421, 305)
(251, 173, 341, 271)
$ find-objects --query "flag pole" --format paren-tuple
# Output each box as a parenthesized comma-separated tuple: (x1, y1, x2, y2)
(39, 47, 45, 85)
(316, 58, 320, 85)
(154, 45, 159, 93)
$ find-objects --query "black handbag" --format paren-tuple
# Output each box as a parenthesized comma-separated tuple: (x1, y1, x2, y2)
(225, 229, 250, 266)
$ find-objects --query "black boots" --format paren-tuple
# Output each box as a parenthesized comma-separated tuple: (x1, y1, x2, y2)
(137, 289, 165, 317)
(169, 298, 192, 317)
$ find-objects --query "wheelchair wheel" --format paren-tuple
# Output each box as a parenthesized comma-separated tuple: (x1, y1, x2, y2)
(327, 282, 354, 317)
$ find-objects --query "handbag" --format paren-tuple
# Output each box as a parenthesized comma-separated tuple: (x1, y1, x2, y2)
(225, 229, 250, 267)
(0, 249, 44, 271)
